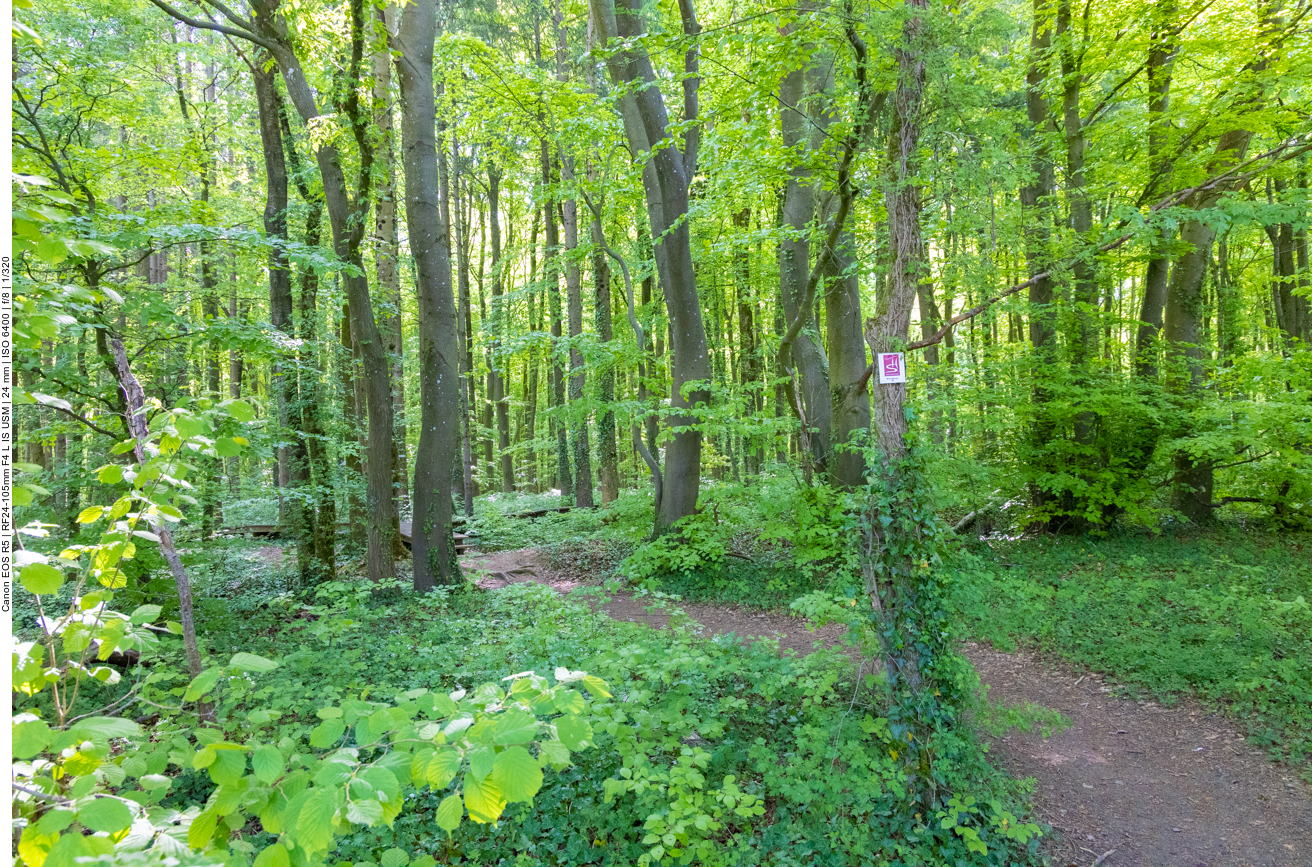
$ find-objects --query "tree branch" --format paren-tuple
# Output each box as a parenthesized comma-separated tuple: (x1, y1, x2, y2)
(144, 0, 277, 52)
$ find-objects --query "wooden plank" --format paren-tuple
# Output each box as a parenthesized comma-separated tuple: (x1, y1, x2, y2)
(397, 521, 471, 552)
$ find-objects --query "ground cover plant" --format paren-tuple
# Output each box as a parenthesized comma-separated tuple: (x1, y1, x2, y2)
(12, 527, 1045, 867)
(947, 530, 1312, 771)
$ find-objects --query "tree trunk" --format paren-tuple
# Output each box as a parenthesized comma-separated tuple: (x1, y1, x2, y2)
(394, 4, 461, 588)
(542, 145, 573, 498)
(864, 0, 929, 695)
(823, 207, 871, 489)
(777, 64, 833, 476)
(260, 0, 395, 582)
(1164, 128, 1254, 522)
(590, 0, 710, 533)
(1135, 0, 1177, 379)
(486, 164, 516, 494)
(453, 134, 477, 513)
(592, 213, 620, 503)
(1021, 0, 1059, 517)
(373, 14, 409, 515)
(560, 160, 594, 507)
(733, 208, 762, 476)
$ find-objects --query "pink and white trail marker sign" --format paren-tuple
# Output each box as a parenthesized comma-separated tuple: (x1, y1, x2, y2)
(878, 352, 906, 384)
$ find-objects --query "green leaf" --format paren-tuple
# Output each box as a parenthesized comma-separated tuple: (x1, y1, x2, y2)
(346, 798, 384, 827)
(187, 806, 219, 849)
(185, 667, 223, 701)
(554, 714, 593, 751)
(252, 844, 290, 867)
(36, 809, 76, 835)
(490, 746, 543, 803)
(20, 562, 64, 595)
(13, 719, 52, 759)
(552, 689, 585, 715)
(491, 709, 540, 745)
(166, 621, 184, 635)
(582, 675, 612, 698)
(226, 399, 255, 422)
(215, 437, 244, 457)
(77, 797, 133, 834)
(230, 652, 279, 673)
(295, 788, 339, 853)
(309, 718, 346, 749)
(76, 506, 104, 524)
(537, 739, 571, 769)
(467, 744, 494, 781)
(434, 794, 463, 834)
(208, 749, 247, 787)
(252, 745, 284, 784)
(360, 766, 400, 806)
(380, 847, 409, 867)
(96, 465, 124, 485)
(462, 772, 506, 824)
(426, 748, 462, 789)
(129, 604, 162, 625)
(69, 716, 141, 741)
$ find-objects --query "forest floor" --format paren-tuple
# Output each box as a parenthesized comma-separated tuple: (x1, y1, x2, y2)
(463, 547, 1312, 867)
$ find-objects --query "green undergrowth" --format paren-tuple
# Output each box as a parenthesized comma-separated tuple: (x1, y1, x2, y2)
(178, 559, 1041, 866)
(947, 529, 1312, 771)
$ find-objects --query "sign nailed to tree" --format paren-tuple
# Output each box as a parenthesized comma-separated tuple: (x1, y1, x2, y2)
(878, 352, 907, 384)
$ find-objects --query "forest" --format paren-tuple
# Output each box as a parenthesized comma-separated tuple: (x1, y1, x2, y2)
(9, 0, 1312, 863)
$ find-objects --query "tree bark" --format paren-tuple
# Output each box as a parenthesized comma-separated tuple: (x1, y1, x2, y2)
(373, 11, 409, 514)
(592, 212, 620, 503)
(590, 0, 710, 534)
(1164, 128, 1255, 522)
(256, 0, 396, 582)
(1135, 0, 1177, 378)
(486, 163, 516, 494)
(252, 52, 315, 580)
(541, 144, 573, 498)
(1021, 0, 1060, 517)
(393, 2, 461, 588)
(777, 62, 833, 475)
(559, 159, 595, 507)
(733, 208, 762, 475)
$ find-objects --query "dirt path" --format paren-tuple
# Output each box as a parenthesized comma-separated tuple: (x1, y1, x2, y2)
(463, 549, 1312, 867)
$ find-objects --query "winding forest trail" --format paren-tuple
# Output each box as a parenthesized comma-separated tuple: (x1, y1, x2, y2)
(463, 548, 1312, 867)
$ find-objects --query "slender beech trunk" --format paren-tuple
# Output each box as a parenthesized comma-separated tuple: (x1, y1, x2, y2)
(590, 0, 710, 533)
(777, 62, 833, 475)
(373, 12, 409, 514)
(454, 136, 477, 514)
(1021, 0, 1059, 516)
(592, 213, 620, 503)
(252, 54, 315, 579)
(560, 160, 594, 507)
(394, 3, 461, 587)
(110, 339, 202, 682)
(1136, 0, 1178, 378)
(485, 164, 515, 493)
(1164, 127, 1255, 522)
(542, 145, 573, 497)
(278, 91, 336, 579)
(255, 0, 396, 582)
(733, 208, 762, 475)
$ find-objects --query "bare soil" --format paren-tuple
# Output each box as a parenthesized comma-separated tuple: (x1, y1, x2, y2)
(462, 548, 1312, 867)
